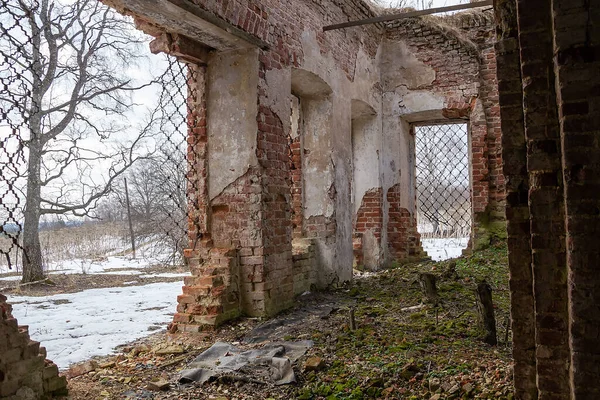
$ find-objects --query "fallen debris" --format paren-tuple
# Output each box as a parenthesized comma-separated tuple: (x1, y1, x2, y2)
(147, 379, 170, 391)
(179, 340, 313, 386)
(68, 360, 97, 377)
(303, 356, 325, 371)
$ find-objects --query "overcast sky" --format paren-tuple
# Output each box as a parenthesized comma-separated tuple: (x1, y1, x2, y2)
(375, 0, 467, 8)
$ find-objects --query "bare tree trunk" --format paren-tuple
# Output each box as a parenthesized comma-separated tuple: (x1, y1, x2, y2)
(476, 281, 497, 345)
(22, 146, 45, 283)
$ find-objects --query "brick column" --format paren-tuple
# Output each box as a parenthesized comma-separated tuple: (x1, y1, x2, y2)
(495, 0, 537, 398)
(516, 0, 571, 397)
(174, 64, 243, 332)
(552, 0, 600, 397)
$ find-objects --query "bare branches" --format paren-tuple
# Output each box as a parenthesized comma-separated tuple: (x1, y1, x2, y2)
(0, 0, 164, 280)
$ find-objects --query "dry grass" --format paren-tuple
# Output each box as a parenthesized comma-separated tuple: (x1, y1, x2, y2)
(0, 222, 130, 272)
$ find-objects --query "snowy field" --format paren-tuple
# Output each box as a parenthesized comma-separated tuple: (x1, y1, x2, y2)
(1, 238, 190, 369)
(421, 237, 469, 261)
(8, 281, 183, 369)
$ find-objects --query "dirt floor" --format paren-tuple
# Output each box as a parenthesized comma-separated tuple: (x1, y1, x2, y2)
(59, 244, 513, 400)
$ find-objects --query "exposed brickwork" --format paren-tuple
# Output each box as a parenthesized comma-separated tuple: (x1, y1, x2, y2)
(187, 0, 380, 78)
(496, 0, 600, 397)
(174, 246, 241, 331)
(292, 238, 317, 295)
(353, 188, 383, 268)
(516, 1, 570, 397)
(494, 0, 537, 398)
(289, 135, 303, 238)
(0, 294, 67, 398)
(386, 12, 506, 249)
(386, 184, 425, 262)
(256, 102, 294, 315)
(552, 0, 600, 397)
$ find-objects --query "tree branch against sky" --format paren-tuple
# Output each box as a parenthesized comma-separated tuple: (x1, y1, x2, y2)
(0, 0, 161, 282)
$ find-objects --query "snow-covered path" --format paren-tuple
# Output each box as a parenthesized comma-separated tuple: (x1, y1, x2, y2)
(8, 281, 183, 369)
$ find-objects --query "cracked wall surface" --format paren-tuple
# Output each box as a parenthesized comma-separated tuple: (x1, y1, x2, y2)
(101, 0, 504, 330)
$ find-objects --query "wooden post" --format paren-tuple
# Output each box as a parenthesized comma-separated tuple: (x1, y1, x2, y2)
(419, 273, 438, 304)
(476, 281, 497, 345)
(124, 178, 136, 259)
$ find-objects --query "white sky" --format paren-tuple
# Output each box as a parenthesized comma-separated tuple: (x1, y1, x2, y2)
(375, 0, 467, 8)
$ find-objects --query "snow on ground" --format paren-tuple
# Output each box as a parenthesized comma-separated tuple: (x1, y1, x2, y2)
(139, 272, 191, 279)
(46, 256, 155, 275)
(421, 237, 469, 261)
(8, 281, 183, 369)
(0, 275, 21, 281)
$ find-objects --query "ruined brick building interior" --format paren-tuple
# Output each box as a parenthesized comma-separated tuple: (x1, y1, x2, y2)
(1, 0, 598, 398)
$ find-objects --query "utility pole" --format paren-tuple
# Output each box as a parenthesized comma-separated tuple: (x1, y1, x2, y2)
(124, 178, 136, 259)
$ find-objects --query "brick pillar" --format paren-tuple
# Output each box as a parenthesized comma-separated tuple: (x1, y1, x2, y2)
(174, 64, 243, 332)
(353, 188, 383, 269)
(495, 0, 537, 397)
(386, 184, 424, 262)
(552, 0, 600, 397)
(256, 100, 294, 316)
(516, 0, 571, 397)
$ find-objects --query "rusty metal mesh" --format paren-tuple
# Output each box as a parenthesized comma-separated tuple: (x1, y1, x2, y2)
(0, 1, 34, 268)
(0, 0, 197, 270)
(415, 123, 472, 238)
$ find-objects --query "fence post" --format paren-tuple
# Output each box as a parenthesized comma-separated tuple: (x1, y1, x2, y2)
(124, 178, 136, 259)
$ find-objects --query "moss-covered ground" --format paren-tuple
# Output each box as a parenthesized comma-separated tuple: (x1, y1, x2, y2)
(293, 243, 513, 399)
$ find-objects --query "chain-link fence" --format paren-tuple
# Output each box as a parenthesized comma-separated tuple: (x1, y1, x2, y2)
(0, 0, 197, 276)
(415, 123, 471, 239)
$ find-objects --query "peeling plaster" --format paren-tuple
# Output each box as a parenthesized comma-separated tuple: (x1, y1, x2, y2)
(207, 48, 259, 200)
(381, 39, 436, 91)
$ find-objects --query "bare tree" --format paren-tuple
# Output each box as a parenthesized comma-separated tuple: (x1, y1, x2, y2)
(0, 0, 156, 282)
(124, 147, 188, 265)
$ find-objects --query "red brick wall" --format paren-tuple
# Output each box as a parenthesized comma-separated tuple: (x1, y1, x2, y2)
(496, 0, 600, 397)
(353, 188, 383, 267)
(386, 184, 423, 261)
(552, 0, 600, 396)
(289, 135, 303, 238)
(494, 0, 537, 397)
(256, 103, 294, 315)
(0, 294, 67, 397)
(386, 12, 505, 248)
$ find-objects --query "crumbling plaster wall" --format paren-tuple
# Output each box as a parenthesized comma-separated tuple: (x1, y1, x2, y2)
(102, 0, 502, 331)
(383, 11, 505, 251)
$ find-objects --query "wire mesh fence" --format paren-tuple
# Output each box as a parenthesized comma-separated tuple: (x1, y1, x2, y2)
(415, 123, 471, 240)
(0, 0, 197, 275)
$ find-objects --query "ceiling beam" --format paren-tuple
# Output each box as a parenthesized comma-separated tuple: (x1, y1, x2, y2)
(323, 0, 493, 32)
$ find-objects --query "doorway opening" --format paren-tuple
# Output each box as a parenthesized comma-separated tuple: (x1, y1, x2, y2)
(414, 123, 471, 260)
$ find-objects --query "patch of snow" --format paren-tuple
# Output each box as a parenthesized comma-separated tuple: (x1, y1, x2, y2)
(96, 270, 143, 276)
(0, 275, 21, 281)
(8, 282, 181, 369)
(421, 237, 469, 261)
(139, 272, 191, 279)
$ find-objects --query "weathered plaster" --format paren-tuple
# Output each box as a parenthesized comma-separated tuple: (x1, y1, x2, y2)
(207, 48, 259, 200)
(104, 0, 257, 51)
(381, 40, 436, 90)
